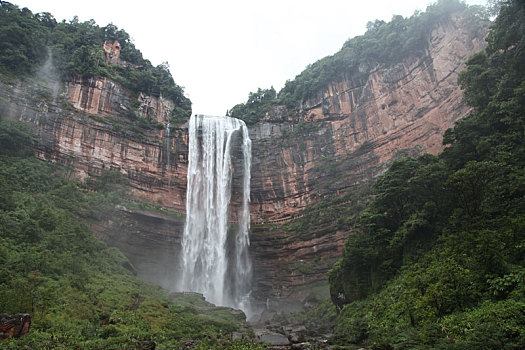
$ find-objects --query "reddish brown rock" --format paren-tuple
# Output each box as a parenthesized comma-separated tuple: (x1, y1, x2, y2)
(67, 76, 128, 117)
(244, 14, 487, 305)
(0, 77, 188, 212)
(249, 14, 486, 221)
(103, 40, 121, 65)
(250, 226, 348, 303)
(67, 76, 174, 125)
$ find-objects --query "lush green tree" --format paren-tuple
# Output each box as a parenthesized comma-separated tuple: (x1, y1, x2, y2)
(0, 119, 33, 156)
(0, 3, 49, 76)
(229, 86, 277, 124)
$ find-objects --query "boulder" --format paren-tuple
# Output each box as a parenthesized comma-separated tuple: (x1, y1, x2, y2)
(289, 331, 306, 343)
(231, 332, 243, 340)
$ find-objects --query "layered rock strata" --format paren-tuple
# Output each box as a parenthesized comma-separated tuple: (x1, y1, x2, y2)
(0, 77, 188, 212)
(249, 15, 486, 222)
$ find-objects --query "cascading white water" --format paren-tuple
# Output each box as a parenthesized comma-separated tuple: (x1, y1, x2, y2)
(180, 114, 252, 310)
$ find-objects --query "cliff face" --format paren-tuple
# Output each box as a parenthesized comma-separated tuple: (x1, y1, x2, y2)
(66, 76, 174, 125)
(242, 14, 487, 308)
(250, 15, 486, 222)
(0, 76, 188, 212)
(0, 14, 486, 311)
(91, 206, 184, 289)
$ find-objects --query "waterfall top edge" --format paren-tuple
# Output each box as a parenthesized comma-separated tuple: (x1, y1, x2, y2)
(194, 114, 246, 122)
(194, 114, 233, 119)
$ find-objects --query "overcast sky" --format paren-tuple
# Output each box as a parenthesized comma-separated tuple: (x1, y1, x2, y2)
(15, 0, 487, 116)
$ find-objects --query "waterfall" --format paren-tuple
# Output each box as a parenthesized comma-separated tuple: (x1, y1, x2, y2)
(180, 115, 252, 310)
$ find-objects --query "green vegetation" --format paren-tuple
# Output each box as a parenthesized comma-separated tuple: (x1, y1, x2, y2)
(122, 197, 185, 219)
(87, 111, 166, 142)
(230, 0, 490, 125)
(329, 1, 525, 348)
(280, 120, 321, 140)
(0, 2, 191, 124)
(228, 87, 277, 125)
(0, 119, 257, 349)
(282, 188, 370, 238)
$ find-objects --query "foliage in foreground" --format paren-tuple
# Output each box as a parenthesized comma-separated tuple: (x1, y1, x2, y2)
(329, 0, 525, 348)
(0, 119, 257, 349)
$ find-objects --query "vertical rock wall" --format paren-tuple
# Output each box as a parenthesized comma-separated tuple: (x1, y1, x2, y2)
(0, 77, 188, 212)
(249, 15, 486, 222)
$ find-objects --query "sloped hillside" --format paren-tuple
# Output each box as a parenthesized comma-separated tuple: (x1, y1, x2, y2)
(329, 1, 525, 348)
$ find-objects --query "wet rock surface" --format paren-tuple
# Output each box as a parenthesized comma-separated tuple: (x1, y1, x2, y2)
(91, 206, 185, 289)
(252, 316, 333, 349)
(255, 329, 291, 346)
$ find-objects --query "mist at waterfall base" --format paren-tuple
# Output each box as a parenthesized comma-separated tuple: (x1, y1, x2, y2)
(176, 115, 253, 315)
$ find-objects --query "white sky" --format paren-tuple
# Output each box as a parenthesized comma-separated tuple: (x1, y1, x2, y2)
(14, 0, 487, 116)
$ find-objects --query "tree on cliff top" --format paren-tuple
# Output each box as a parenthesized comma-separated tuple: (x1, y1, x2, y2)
(229, 87, 277, 124)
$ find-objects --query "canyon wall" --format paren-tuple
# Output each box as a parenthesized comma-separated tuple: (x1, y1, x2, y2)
(91, 205, 184, 289)
(245, 15, 486, 307)
(0, 13, 486, 312)
(249, 14, 486, 222)
(0, 76, 188, 212)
